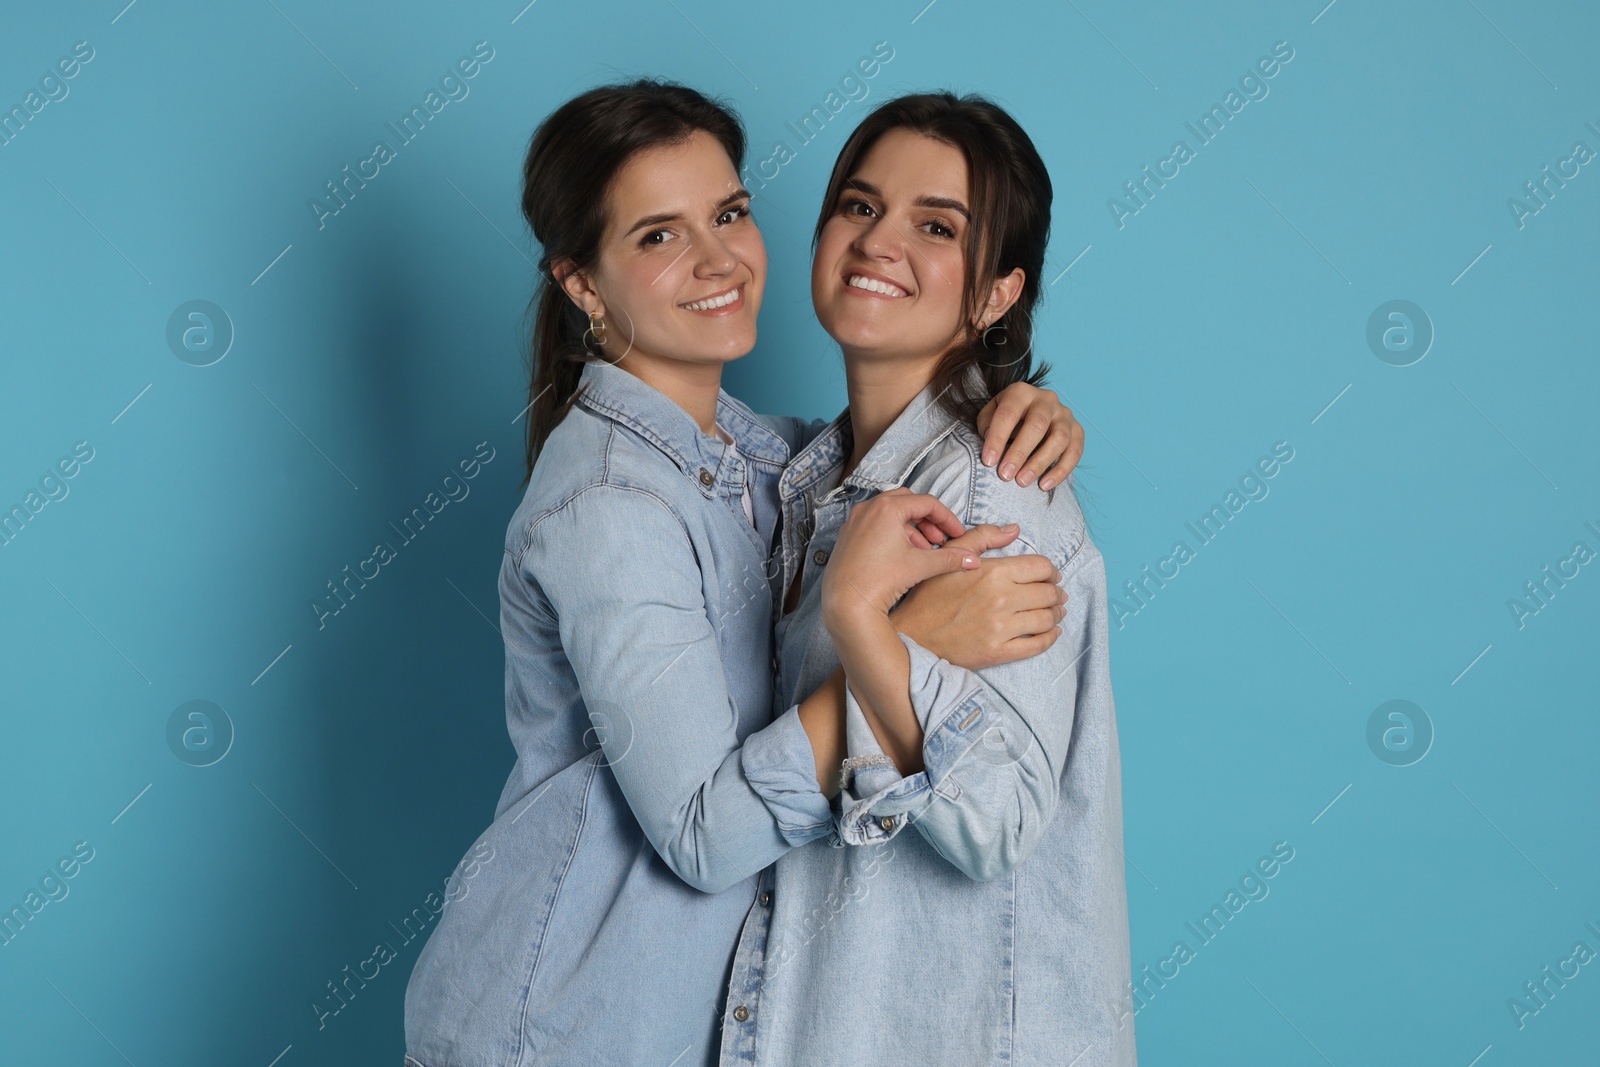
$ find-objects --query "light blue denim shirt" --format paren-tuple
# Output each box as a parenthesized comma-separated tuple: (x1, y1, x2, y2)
(404, 357, 836, 1067)
(717, 371, 1138, 1066)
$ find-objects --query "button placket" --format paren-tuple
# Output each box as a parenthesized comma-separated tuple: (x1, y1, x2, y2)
(718, 873, 772, 1063)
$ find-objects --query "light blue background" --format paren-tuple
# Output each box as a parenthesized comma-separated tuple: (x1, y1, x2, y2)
(2, 1, 1596, 1064)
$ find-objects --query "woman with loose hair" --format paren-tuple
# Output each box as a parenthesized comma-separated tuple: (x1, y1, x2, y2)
(402, 80, 1086, 1066)
(717, 92, 1137, 1066)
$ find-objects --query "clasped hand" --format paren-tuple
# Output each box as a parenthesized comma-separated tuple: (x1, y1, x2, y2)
(821, 487, 1065, 670)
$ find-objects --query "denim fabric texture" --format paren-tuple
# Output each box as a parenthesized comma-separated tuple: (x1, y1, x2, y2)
(716, 370, 1137, 1066)
(403, 357, 834, 1067)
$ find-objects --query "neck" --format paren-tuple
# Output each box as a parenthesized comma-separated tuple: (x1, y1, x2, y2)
(840, 350, 942, 480)
(612, 352, 724, 436)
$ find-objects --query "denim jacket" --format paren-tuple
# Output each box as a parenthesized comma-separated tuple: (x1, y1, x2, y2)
(717, 371, 1138, 1066)
(404, 357, 836, 1067)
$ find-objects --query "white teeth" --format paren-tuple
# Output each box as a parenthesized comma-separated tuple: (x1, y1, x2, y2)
(847, 275, 908, 297)
(683, 288, 740, 311)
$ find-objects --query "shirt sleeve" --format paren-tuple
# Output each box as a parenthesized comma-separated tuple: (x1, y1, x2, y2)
(525, 483, 833, 894)
(834, 536, 1110, 882)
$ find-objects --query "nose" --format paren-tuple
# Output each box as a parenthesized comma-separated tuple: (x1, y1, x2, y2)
(693, 227, 738, 278)
(852, 215, 901, 262)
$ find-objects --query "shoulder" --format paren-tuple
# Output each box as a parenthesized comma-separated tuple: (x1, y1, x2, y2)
(505, 404, 693, 567)
(907, 420, 1092, 574)
(515, 482, 693, 588)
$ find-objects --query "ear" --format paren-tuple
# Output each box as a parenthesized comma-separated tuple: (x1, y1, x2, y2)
(553, 259, 604, 318)
(977, 268, 1025, 331)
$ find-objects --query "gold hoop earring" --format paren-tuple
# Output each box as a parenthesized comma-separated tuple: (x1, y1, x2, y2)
(589, 311, 607, 346)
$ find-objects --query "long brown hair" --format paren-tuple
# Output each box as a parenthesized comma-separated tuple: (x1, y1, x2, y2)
(519, 79, 746, 486)
(812, 92, 1054, 426)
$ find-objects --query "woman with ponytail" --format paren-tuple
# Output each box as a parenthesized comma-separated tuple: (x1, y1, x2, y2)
(403, 80, 1083, 1066)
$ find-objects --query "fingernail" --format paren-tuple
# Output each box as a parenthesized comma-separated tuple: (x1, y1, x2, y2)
(1002, 522, 1019, 532)
(1017, 469, 1034, 487)
(982, 448, 997, 466)
(963, 555, 977, 568)
(999, 462, 1016, 480)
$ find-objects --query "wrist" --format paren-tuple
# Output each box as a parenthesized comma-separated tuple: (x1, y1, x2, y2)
(822, 585, 888, 640)
(888, 605, 930, 653)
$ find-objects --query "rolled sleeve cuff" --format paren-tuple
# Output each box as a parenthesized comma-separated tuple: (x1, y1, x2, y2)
(740, 703, 835, 846)
(834, 632, 995, 845)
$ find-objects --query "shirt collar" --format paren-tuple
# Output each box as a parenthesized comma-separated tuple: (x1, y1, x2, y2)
(573, 357, 790, 480)
(784, 365, 980, 500)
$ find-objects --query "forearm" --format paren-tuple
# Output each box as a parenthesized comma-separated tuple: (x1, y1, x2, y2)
(532, 485, 839, 893)
(796, 667, 849, 797)
(828, 607, 925, 776)
(832, 631, 1066, 878)
(833, 544, 1104, 876)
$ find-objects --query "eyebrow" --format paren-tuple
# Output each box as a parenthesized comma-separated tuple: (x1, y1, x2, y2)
(844, 178, 970, 220)
(624, 188, 752, 237)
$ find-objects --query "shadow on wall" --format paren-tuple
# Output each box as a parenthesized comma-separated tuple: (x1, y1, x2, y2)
(276, 197, 522, 1057)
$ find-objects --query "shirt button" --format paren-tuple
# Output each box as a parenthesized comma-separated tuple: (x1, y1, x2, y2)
(733, 1005, 750, 1022)
(879, 816, 896, 831)
(699, 468, 714, 486)
(813, 549, 829, 566)
(759, 890, 771, 907)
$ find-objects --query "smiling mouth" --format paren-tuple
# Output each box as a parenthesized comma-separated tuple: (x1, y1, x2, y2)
(680, 285, 743, 312)
(845, 273, 909, 298)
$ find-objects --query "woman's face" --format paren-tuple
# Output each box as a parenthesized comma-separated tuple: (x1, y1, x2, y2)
(811, 128, 972, 365)
(571, 129, 765, 368)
